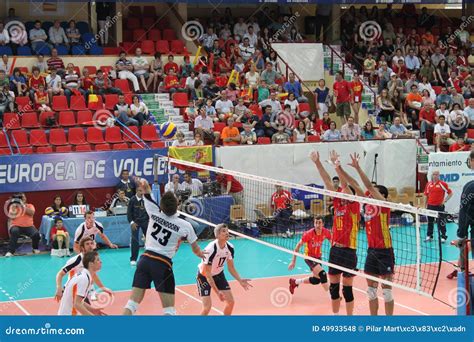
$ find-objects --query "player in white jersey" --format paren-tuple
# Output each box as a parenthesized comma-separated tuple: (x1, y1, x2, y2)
(58, 251, 105, 315)
(197, 224, 252, 315)
(73, 210, 118, 253)
(123, 180, 206, 316)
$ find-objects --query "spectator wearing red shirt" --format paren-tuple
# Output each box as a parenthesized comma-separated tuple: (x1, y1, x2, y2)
(80, 68, 94, 102)
(28, 66, 46, 100)
(163, 69, 180, 94)
(392, 59, 408, 81)
(449, 138, 471, 152)
(333, 71, 352, 123)
(163, 54, 179, 75)
(419, 102, 436, 139)
(423, 170, 453, 242)
(50, 216, 71, 256)
(216, 170, 244, 205)
(350, 73, 363, 124)
(271, 185, 293, 238)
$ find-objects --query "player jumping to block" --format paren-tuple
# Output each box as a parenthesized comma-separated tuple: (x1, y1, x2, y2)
(288, 216, 331, 293)
(123, 180, 206, 316)
(311, 151, 360, 316)
(197, 224, 252, 315)
(58, 251, 105, 316)
(333, 152, 395, 315)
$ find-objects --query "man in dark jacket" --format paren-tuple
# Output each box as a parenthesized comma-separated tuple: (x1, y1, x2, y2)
(127, 187, 149, 266)
(116, 169, 136, 199)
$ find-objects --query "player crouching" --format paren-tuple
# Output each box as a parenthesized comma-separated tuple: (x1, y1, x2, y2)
(197, 224, 252, 315)
(288, 216, 331, 293)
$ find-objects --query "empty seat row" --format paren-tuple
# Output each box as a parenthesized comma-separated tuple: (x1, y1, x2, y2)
(120, 40, 186, 55)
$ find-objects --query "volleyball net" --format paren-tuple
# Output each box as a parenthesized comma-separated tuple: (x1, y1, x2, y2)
(154, 153, 444, 298)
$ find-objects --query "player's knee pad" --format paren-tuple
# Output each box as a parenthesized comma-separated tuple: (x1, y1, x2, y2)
(382, 288, 393, 302)
(309, 277, 321, 285)
(125, 300, 139, 315)
(367, 286, 378, 301)
(318, 270, 327, 284)
(342, 285, 354, 303)
(163, 306, 177, 315)
(329, 283, 340, 300)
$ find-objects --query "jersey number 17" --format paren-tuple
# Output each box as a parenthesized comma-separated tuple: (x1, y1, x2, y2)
(151, 222, 172, 246)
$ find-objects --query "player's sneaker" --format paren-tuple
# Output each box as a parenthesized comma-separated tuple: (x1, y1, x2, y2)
(446, 270, 458, 279)
(130, 260, 137, 266)
(289, 278, 298, 295)
(441, 236, 447, 243)
(32, 249, 40, 254)
(5, 252, 13, 257)
(424, 236, 432, 242)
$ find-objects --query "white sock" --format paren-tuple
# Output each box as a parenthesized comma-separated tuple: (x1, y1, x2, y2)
(295, 278, 305, 285)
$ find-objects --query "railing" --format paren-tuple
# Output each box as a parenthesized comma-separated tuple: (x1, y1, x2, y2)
(2, 128, 14, 155)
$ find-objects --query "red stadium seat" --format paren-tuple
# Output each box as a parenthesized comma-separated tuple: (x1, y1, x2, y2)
(142, 17, 156, 30)
(75, 144, 92, 152)
(299, 103, 311, 113)
(77, 110, 94, 126)
(36, 146, 53, 154)
(0, 131, 9, 148)
(83, 66, 97, 75)
(11, 130, 29, 146)
(147, 29, 161, 41)
(307, 135, 321, 142)
(39, 111, 56, 127)
(157, 19, 169, 31)
(18, 66, 29, 74)
(73, 66, 81, 76)
(17, 146, 34, 154)
(257, 137, 271, 145)
(49, 128, 68, 146)
(155, 40, 170, 54)
(249, 104, 263, 117)
(112, 143, 129, 150)
(29, 129, 48, 146)
(16, 97, 33, 112)
(140, 124, 159, 142)
(70, 95, 87, 110)
(55, 145, 73, 153)
(3, 113, 21, 129)
(432, 86, 442, 95)
(213, 122, 226, 133)
(114, 79, 132, 94)
(151, 141, 166, 148)
(68, 127, 88, 145)
(52, 95, 69, 111)
(21, 112, 40, 128)
(87, 96, 104, 110)
(126, 18, 140, 30)
(468, 129, 474, 139)
(0, 148, 11, 155)
(99, 66, 113, 75)
(170, 40, 185, 54)
(105, 127, 123, 144)
(172, 92, 188, 107)
(58, 111, 76, 127)
(95, 143, 111, 151)
(133, 29, 147, 42)
(131, 142, 146, 149)
(141, 40, 155, 55)
(162, 29, 176, 41)
(87, 127, 105, 144)
(104, 94, 119, 110)
(122, 126, 140, 142)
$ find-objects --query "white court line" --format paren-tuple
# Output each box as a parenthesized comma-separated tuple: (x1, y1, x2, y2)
(175, 287, 224, 315)
(0, 286, 30, 315)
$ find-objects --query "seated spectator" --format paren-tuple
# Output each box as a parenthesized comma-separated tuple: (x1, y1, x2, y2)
(0, 68, 9, 88)
(46, 67, 64, 98)
(448, 103, 467, 125)
(464, 98, 474, 128)
(0, 85, 13, 124)
(375, 123, 392, 139)
(94, 69, 122, 96)
(194, 108, 220, 144)
(203, 79, 219, 99)
(109, 189, 129, 213)
(199, 27, 218, 53)
(405, 84, 423, 129)
(0, 54, 11, 75)
(164, 174, 183, 194)
(72, 190, 88, 208)
(164, 54, 179, 75)
(163, 69, 181, 94)
(113, 94, 138, 126)
(377, 88, 395, 123)
(245, 64, 260, 90)
(361, 120, 376, 140)
(28, 66, 45, 100)
(284, 72, 308, 103)
(434, 115, 454, 151)
(221, 118, 240, 146)
(184, 100, 197, 122)
(239, 37, 255, 62)
(66, 20, 81, 47)
(50, 217, 71, 257)
(259, 91, 282, 118)
(63, 63, 83, 104)
(419, 102, 437, 138)
(79, 67, 94, 102)
(260, 62, 278, 87)
(449, 137, 471, 152)
(33, 54, 48, 75)
(284, 92, 300, 117)
(49, 20, 68, 48)
(215, 91, 235, 121)
(0, 22, 10, 49)
(450, 87, 465, 109)
(236, 104, 258, 128)
(241, 123, 257, 145)
(171, 131, 188, 147)
(5, 193, 40, 257)
(449, 112, 469, 141)
(34, 83, 51, 112)
(322, 121, 341, 141)
(234, 56, 245, 73)
(132, 47, 152, 92)
(179, 55, 194, 79)
(150, 52, 164, 93)
(181, 172, 203, 197)
(29, 20, 49, 52)
(198, 66, 211, 87)
(130, 95, 149, 126)
(217, 51, 232, 75)
(255, 105, 274, 138)
(431, 46, 445, 68)
(189, 132, 204, 146)
(45, 195, 68, 217)
(421, 89, 435, 107)
(341, 116, 361, 141)
(47, 48, 65, 77)
(435, 87, 452, 108)
(257, 79, 269, 102)
(223, 83, 239, 104)
(363, 53, 377, 86)
(116, 51, 140, 93)
(9, 67, 27, 96)
(293, 121, 308, 143)
(405, 49, 421, 74)
(387, 72, 403, 98)
(389, 117, 412, 138)
(272, 123, 291, 144)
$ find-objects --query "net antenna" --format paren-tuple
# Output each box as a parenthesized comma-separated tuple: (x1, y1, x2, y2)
(156, 154, 442, 298)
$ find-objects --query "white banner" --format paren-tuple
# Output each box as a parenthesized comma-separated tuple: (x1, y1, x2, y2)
(216, 140, 417, 191)
(428, 152, 474, 214)
(271, 43, 324, 81)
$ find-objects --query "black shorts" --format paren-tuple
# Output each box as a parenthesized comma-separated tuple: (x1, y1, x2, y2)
(196, 272, 230, 297)
(364, 248, 395, 276)
(328, 246, 358, 277)
(132, 251, 175, 294)
(304, 259, 321, 271)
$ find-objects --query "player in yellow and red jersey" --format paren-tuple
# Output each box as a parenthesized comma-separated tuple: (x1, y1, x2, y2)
(334, 152, 395, 316)
(310, 151, 360, 316)
(288, 216, 331, 294)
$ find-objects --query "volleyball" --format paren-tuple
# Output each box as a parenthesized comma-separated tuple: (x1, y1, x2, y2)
(44, 207, 55, 216)
(159, 121, 177, 139)
(59, 207, 68, 216)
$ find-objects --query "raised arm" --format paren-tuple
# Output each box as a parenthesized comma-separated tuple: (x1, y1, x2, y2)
(310, 151, 335, 191)
(347, 152, 385, 201)
(329, 150, 365, 197)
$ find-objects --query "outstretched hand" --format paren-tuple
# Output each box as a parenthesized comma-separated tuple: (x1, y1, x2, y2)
(348, 153, 360, 169)
(310, 151, 320, 164)
(329, 150, 340, 167)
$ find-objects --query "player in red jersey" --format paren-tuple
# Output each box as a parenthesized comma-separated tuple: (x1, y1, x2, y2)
(310, 151, 360, 315)
(334, 152, 395, 315)
(288, 216, 331, 293)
